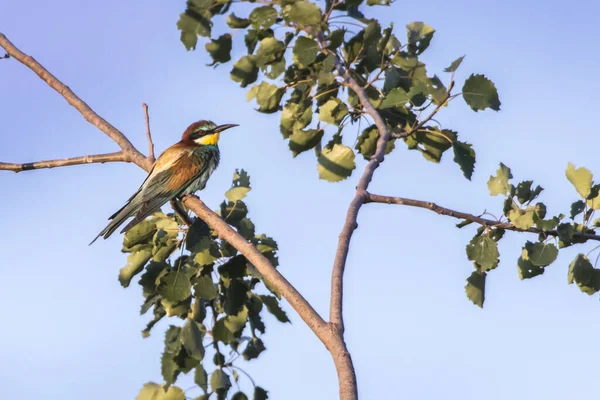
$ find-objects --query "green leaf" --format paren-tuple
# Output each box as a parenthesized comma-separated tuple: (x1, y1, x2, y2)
(232, 393, 249, 400)
(557, 223, 574, 243)
(292, 36, 319, 67)
(568, 254, 592, 284)
(462, 74, 501, 111)
(137, 383, 188, 400)
(259, 295, 290, 322)
(280, 101, 313, 137)
(194, 239, 220, 266)
(249, 6, 278, 29)
(181, 319, 206, 360)
(211, 368, 232, 391)
(487, 163, 512, 196)
(161, 352, 180, 387)
(317, 144, 356, 182)
(568, 254, 600, 294)
(225, 186, 251, 203)
(227, 13, 251, 29)
(191, 297, 207, 323)
(224, 279, 248, 315)
(205, 34, 232, 65)
(289, 128, 324, 157)
(380, 87, 410, 109)
(319, 98, 348, 125)
(406, 21, 435, 55)
(254, 387, 269, 400)
(355, 125, 395, 160)
(508, 206, 536, 230)
(119, 250, 152, 288)
(452, 141, 475, 180)
(255, 37, 286, 67)
(195, 275, 217, 300)
(243, 337, 266, 360)
(444, 55, 465, 72)
(466, 234, 499, 272)
(231, 56, 259, 88)
(570, 200, 585, 219)
(246, 82, 285, 113)
(566, 163, 593, 198)
(465, 271, 486, 308)
(213, 308, 248, 344)
(523, 242, 558, 267)
(158, 272, 192, 302)
(404, 128, 456, 163)
(194, 364, 209, 393)
(327, 29, 346, 50)
(177, 16, 199, 50)
(282, 1, 322, 27)
(517, 255, 544, 280)
(123, 219, 157, 252)
(136, 382, 161, 400)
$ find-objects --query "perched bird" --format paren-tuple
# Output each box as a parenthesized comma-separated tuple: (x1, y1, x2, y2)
(90, 120, 238, 244)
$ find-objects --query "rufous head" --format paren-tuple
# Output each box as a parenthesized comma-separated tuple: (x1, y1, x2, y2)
(182, 120, 238, 146)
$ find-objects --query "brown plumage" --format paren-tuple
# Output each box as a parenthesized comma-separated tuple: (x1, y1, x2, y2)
(90, 120, 238, 244)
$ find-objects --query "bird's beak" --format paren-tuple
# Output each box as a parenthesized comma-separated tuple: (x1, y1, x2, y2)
(214, 123, 239, 133)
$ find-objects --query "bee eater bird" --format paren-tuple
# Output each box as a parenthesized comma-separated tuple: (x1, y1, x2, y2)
(90, 120, 238, 244)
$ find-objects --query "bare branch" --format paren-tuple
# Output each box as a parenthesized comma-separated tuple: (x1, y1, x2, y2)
(0, 33, 152, 171)
(143, 103, 155, 161)
(331, 62, 391, 336)
(0, 152, 127, 172)
(366, 193, 600, 241)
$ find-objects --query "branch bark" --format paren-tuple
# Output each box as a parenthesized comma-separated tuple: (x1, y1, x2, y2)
(143, 103, 155, 161)
(330, 65, 391, 334)
(366, 193, 600, 241)
(0, 33, 152, 171)
(0, 152, 126, 172)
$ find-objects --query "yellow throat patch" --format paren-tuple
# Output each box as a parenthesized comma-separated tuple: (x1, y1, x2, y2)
(195, 132, 220, 146)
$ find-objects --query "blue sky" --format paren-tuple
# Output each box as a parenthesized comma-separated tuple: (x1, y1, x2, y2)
(1, 0, 600, 399)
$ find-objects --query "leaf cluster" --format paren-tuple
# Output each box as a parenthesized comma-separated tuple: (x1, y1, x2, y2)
(462, 163, 600, 307)
(176, 0, 500, 182)
(127, 170, 286, 399)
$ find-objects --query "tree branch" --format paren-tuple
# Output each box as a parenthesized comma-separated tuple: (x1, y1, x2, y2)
(331, 63, 391, 335)
(171, 199, 194, 227)
(0, 152, 127, 172)
(366, 193, 600, 241)
(0, 33, 152, 171)
(143, 103, 155, 161)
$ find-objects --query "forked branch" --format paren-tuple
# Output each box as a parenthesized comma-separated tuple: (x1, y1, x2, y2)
(0, 32, 152, 171)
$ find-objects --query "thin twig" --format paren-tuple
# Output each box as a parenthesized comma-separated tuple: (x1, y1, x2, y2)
(366, 193, 600, 241)
(0, 152, 126, 172)
(143, 103, 155, 161)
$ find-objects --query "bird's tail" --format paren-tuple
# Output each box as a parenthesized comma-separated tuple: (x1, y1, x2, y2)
(89, 198, 142, 245)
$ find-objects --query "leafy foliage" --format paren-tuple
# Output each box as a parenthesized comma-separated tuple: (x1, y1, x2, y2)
(125, 170, 287, 398)
(175, 0, 499, 183)
(461, 162, 600, 307)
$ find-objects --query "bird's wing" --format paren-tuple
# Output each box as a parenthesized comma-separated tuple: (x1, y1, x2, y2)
(118, 145, 208, 234)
